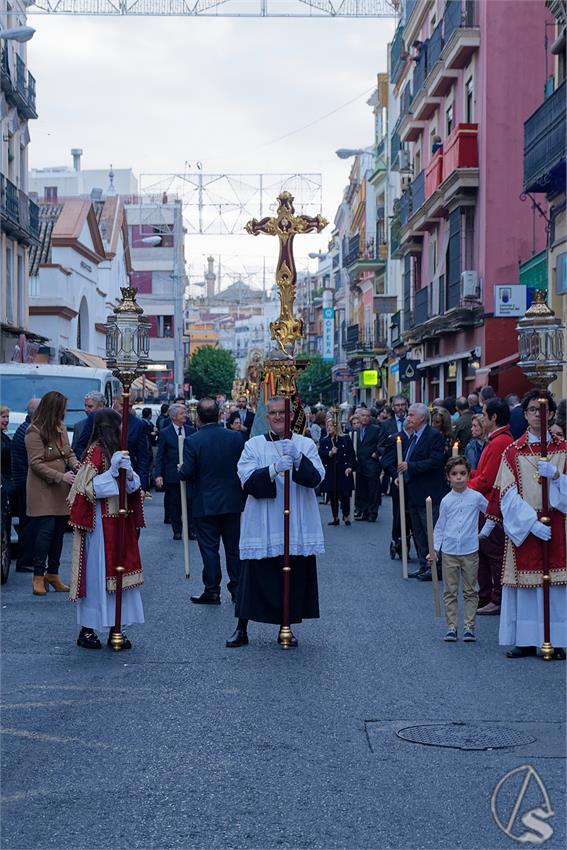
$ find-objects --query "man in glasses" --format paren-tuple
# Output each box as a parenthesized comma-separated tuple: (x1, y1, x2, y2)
(491, 389, 566, 659)
(225, 395, 325, 649)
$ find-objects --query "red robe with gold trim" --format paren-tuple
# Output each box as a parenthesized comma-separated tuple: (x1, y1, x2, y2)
(67, 444, 145, 601)
(492, 433, 566, 589)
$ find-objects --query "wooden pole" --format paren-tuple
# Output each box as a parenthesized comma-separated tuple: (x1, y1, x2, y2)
(351, 429, 358, 520)
(178, 431, 190, 579)
(538, 399, 554, 660)
(110, 388, 130, 651)
(396, 436, 408, 580)
(426, 496, 441, 618)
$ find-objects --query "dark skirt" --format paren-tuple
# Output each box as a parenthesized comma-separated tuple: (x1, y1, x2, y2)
(235, 555, 320, 624)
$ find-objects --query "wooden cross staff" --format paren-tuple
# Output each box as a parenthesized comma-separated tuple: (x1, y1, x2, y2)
(246, 192, 327, 648)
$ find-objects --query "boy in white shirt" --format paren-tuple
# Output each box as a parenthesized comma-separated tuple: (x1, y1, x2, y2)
(429, 456, 488, 642)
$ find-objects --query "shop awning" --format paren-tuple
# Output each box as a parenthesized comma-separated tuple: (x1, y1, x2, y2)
(68, 349, 108, 369)
(482, 353, 519, 372)
(132, 376, 159, 393)
(417, 351, 473, 370)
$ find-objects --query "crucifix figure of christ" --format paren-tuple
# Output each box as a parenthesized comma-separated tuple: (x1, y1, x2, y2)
(245, 191, 328, 357)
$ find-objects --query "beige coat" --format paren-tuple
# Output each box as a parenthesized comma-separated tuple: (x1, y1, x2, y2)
(25, 424, 78, 517)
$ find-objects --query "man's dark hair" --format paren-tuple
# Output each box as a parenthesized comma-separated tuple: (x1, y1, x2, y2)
(174, 396, 185, 404)
(142, 407, 152, 419)
(485, 398, 510, 426)
(197, 397, 219, 424)
(445, 455, 471, 476)
(521, 389, 556, 414)
(505, 393, 521, 407)
(479, 386, 495, 402)
(443, 397, 456, 414)
(456, 396, 469, 413)
(160, 403, 169, 415)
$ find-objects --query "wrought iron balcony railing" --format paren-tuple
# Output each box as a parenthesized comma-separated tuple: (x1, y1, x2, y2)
(390, 22, 406, 86)
(0, 175, 40, 244)
(428, 19, 444, 67)
(523, 80, 566, 194)
(412, 42, 428, 98)
(414, 285, 429, 325)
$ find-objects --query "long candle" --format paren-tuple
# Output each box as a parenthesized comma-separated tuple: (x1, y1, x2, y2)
(452, 441, 459, 457)
(396, 435, 408, 580)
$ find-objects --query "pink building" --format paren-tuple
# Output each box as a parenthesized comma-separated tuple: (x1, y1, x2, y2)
(390, 0, 550, 400)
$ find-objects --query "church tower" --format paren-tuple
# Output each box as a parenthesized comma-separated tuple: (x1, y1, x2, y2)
(205, 256, 216, 302)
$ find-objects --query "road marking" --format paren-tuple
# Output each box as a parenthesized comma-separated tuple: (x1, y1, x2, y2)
(1, 728, 118, 750)
(1, 789, 52, 803)
(1, 696, 133, 709)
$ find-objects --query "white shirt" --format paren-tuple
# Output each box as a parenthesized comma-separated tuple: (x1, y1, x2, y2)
(434, 488, 488, 555)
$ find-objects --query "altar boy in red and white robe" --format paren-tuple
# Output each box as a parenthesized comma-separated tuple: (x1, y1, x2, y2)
(68, 409, 145, 650)
(492, 390, 566, 659)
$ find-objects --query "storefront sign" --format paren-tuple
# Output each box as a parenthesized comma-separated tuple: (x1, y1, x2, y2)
(494, 285, 527, 317)
(359, 369, 379, 387)
(399, 358, 421, 382)
(322, 306, 334, 363)
(332, 366, 354, 382)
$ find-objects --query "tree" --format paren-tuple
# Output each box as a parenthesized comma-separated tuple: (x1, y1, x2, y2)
(187, 346, 236, 399)
(295, 353, 334, 407)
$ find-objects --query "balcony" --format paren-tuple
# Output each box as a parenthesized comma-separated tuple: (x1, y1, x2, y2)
(0, 175, 40, 245)
(402, 274, 482, 343)
(390, 131, 402, 168)
(344, 234, 361, 268)
(390, 22, 406, 86)
(399, 190, 412, 227)
(403, 0, 433, 54)
(0, 46, 38, 119)
(398, 83, 427, 143)
(523, 80, 566, 196)
(442, 0, 479, 70)
(390, 310, 402, 346)
(344, 323, 388, 355)
(414, 285, 429, 325)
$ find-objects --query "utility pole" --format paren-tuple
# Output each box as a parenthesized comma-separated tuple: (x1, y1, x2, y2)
(173, 199, 185, 396)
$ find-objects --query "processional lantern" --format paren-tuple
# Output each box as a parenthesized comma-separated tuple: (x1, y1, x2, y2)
(104, 285, 150, 652)
(516, 289, 565, 662)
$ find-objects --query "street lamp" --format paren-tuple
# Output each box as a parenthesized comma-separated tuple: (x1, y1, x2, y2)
(516, 289, 565, 661)
(308, 252, 328, 260)
(1, 26, 36, 42)
(335, 146, 374, 159)
(105, 285, 150, 652)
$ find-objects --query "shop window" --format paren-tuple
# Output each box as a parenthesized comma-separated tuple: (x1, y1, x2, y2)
(157, 316, 174, 338)
(465, 78, 474, 123)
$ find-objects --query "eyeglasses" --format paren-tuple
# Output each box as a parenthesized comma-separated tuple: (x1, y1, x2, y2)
(267, 411, 285, 418)
(526, 406, 542, 414)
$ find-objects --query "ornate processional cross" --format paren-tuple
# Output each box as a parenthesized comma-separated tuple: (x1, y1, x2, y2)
(246, 191, 328, 359)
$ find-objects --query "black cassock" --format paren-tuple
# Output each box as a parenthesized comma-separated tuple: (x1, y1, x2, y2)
(235, 435, 321, 625)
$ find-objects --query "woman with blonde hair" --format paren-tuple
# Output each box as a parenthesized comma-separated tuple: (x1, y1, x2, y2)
(464, 414, 486, 471)
(25, 391, 79, 595)
(431, 406, 454, 463)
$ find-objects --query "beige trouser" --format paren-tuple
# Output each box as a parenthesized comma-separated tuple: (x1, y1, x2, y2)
(442, 551, 479, 631)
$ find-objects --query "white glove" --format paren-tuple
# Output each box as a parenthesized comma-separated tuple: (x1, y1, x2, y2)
(538, 461, 557, 480)
(479, 519, 495, 539)
(110, 452, 122, 477)
(531, 520, 552, 541)
(280, 438, 301, 461)
(274, 455, 294, 474)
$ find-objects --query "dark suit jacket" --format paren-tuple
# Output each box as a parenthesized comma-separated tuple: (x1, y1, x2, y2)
(382, 430, 410, 479)
(155, 422, 196, 485)
(75, 411, 150, 491)
(510, 405, 528, 440)
(355, 422, 387, 477)
(403, 424, 447, 508)
(227, 408, 255, 440)
(382, 416, 406, 438)
(179, 422, 243, 517)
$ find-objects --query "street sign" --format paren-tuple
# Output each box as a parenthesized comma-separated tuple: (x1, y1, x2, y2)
(494, 284, 527, 317)
(322, 306, 334, 362)
(332, 366, 354, 382)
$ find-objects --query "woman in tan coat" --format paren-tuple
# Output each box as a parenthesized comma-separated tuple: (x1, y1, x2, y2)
(25, 391, 80, 595)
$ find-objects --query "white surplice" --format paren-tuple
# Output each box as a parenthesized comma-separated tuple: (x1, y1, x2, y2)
(499, 431, 567, 647)
(76, 469, 145, 631)
(238, 433, 325, 560)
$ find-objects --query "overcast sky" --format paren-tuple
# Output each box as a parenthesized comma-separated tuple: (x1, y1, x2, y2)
(28, 8, 396, 289)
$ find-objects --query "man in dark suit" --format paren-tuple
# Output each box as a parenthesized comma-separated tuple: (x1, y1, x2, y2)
(382, 395, 408, 437)
(506, 393, 528, 440)
(72, 391, 106, 455)
(179, 397, 244, 605)
(354, 407, 387, 522)
(74, 395, 150, 493)
(396, 403, 447, 580)
(154, 403, 196, 540)
(227, 395, 255, 440)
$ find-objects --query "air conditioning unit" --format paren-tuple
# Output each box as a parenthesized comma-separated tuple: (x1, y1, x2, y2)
(401, 173, 412, 192)
(461, 270, 480, 299)
(399, 150, 411, 171)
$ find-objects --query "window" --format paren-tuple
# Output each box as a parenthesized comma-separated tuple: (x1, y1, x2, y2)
(44, 186, 58, 203)
(465, 77, 474, 123)
(446, 208, 462, 309)
(157, 316, 174, 338)
(17, 252, 24, 327)
(5, 245, 14, 323)
(446, 103, 454, 136)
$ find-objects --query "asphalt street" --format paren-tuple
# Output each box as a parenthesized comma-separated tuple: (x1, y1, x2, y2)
(1, 493, 565, 850)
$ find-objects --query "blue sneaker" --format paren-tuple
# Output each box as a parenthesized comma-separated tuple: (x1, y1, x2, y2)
(444, 629, 458, 642)
(463, 629, 476, 642)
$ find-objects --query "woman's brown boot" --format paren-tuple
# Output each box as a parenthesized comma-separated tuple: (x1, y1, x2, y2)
(32, 576, 47, 596)
(44, 573, 70, 593)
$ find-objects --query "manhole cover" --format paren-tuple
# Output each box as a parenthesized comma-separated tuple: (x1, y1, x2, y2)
(396, 723, 536, 751)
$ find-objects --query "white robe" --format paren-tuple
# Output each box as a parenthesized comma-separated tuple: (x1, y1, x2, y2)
(499, 432, 567, 647)
(76, 470, 145, 631)
(238, 434, 325, 560)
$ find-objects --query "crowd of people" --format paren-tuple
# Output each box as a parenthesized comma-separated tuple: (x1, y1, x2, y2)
(0, 383, 565, 658)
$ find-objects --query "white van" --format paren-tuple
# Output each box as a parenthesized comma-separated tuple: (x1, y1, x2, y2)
(0, 363, 121, 434)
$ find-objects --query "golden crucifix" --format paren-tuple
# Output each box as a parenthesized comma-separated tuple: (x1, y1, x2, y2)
(246, 191, 328, 357)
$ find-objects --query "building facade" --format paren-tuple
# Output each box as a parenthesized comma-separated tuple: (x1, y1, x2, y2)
(389, 0, 551, 401)
(1, 2, 40, 362)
